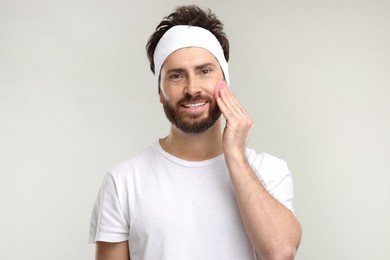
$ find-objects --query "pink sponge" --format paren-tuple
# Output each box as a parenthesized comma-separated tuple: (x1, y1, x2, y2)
(214, 80, 228, 100)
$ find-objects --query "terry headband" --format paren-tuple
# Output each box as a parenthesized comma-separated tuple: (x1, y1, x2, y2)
(153, 25, 230, 88)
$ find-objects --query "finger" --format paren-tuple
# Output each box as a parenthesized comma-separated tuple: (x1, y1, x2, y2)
(219, 87, 249, 119)
(214, 80, 227, 100)
(216, 93, 241, 123)
(216, 94, 233, 119)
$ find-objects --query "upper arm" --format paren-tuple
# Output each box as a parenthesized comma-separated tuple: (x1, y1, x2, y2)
(96, 241, 130, 260)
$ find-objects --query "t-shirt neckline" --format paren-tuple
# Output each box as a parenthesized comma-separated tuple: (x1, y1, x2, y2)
(153, 141, 224, 168)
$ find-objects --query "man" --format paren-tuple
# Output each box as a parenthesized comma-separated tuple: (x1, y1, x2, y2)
(89, 5, 301, 260)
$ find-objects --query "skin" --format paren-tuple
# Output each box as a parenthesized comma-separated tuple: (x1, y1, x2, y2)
(96, 47, 302, 260)
(96, 241, 129, 260)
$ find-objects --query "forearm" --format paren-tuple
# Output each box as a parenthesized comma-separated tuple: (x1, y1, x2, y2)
(225, 154, 302, 260)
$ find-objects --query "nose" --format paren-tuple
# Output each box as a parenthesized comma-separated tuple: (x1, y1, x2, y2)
(183, 75, 202, 96)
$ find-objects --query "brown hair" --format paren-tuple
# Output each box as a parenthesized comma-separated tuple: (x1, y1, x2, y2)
(146, 5, 230, 74)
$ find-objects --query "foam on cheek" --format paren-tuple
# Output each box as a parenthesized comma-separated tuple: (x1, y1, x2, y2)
(214, 80, 228, 100)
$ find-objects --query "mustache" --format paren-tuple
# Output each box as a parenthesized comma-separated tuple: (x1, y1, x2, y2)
(177, 94, 213, 104)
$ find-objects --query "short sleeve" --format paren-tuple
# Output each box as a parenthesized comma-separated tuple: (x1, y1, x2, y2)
(88, 172, 129, 243)
(246, 151, 295, 214)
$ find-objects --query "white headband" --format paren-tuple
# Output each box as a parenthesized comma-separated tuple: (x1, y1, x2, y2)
(153, 25, 229, 88)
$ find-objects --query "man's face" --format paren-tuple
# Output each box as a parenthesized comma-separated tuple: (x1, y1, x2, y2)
(159, 47, 224, 134)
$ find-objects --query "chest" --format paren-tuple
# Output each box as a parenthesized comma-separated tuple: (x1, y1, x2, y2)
(133, 165, 241, 230)
(125, 161, 255, 259)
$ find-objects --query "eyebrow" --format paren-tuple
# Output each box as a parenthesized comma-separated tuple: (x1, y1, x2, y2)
(165, 62, 218, 75)
(194, 62, 217, 71)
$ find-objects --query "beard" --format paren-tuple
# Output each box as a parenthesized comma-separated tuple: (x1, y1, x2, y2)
(162, 94, 221, 134)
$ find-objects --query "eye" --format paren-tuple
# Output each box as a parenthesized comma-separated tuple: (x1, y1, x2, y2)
(201, 68, 212, 75)
(169, 73, 182, 81)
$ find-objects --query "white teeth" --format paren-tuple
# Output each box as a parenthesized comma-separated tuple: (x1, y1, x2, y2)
(183, 102, 206, 108)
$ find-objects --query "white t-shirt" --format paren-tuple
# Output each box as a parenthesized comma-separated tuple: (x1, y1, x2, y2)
(89, 142, 295, 259)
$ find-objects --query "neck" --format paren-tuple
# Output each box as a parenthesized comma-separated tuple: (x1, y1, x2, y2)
(159, 118, 223, 161)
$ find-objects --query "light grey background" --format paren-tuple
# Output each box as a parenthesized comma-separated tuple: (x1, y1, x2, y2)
(1, 0, 389, 259)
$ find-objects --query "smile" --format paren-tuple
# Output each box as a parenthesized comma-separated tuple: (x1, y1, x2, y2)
(182, 102, 208, 108)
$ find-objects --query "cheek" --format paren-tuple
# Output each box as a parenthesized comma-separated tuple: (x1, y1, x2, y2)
(159, 89, 177, 104)
(159, 85, 169, 101)
(159, 92, 171, 105)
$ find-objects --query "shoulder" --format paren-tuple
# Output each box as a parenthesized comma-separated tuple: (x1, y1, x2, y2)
(245, 148, 289, 173)
(245, 148, 291, 188)
(109, 144, 158, 179)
